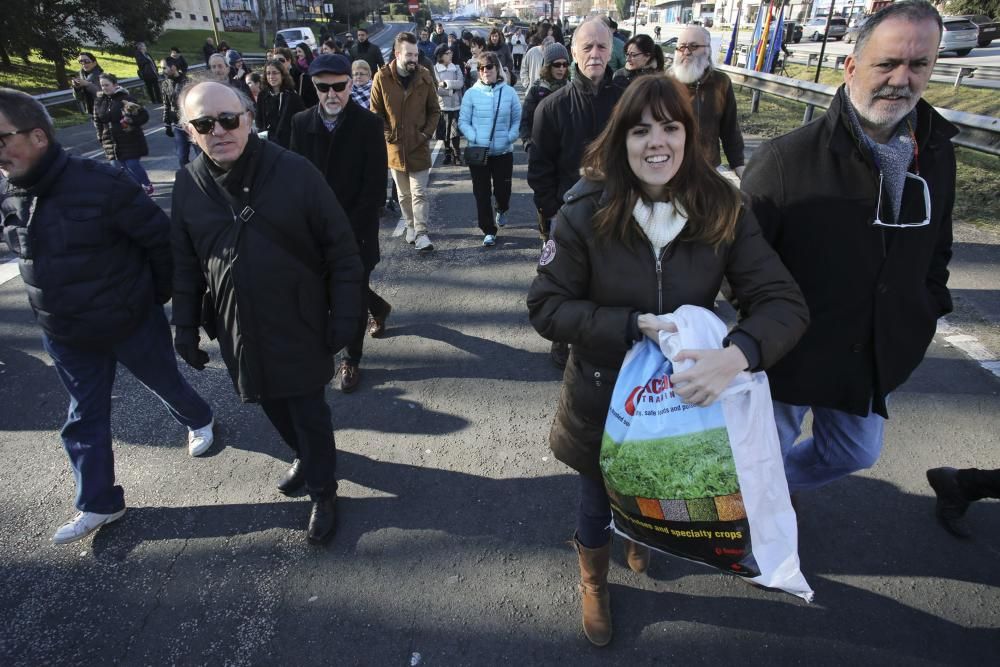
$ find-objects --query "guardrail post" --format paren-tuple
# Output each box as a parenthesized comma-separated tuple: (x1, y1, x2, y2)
(803, 104, 815, 124)
(751, 90, 761, 113)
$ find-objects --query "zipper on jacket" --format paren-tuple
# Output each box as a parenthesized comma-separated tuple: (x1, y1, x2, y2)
(655, 246, 667, 314)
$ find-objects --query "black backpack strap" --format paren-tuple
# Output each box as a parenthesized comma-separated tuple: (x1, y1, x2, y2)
(185, 148, 323, 276)
(486, 86, 503, 149)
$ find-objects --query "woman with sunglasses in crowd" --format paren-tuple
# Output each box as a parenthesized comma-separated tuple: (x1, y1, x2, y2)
(458, 52, 521, 247)
(527, 76, 807, 647)
(93, 73, 155, 196)
(258, 60, 305, 148)
(71, 52, 103, 116)
(519, 42, 571, 245)
(613, 34, 665, 87)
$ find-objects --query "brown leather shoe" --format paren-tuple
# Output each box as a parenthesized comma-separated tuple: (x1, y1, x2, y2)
(367, 304, 392, 338)
(337, 360, 360, 393)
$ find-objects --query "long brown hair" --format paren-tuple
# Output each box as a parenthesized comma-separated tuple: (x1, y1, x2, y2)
(581, 75, 741, 249)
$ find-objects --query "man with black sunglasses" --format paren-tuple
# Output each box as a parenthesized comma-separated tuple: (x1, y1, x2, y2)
(172, 81, 364, 545)
(290, 54, 391, 394)
(742, 1, 957, 503)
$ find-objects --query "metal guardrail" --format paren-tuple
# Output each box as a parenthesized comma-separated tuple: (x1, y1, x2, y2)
(718, 63, 1000, 157)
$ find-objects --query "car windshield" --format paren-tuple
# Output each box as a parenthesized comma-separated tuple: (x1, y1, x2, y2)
(944, 20, 976, 30)
(279, 30, 303, 40)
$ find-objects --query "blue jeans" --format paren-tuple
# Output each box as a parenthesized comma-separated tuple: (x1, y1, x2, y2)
(112, 158, 151, 188)
(577, 474, 612, 548)
(773, 401, 886, 494)
(42, 304, 213, 514)
(172, 127, 200, 167)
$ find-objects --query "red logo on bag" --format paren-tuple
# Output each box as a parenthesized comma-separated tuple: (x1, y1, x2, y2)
(624, 373, 674, 416)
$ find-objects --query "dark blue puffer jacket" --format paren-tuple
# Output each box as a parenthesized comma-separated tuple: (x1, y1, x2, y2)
(0, 145, 172, 347)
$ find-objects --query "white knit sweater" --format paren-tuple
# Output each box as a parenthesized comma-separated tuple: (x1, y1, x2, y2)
(632, 199, 688, 257)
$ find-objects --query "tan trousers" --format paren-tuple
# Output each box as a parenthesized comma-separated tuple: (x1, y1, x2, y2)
(391, 168, 430, 235)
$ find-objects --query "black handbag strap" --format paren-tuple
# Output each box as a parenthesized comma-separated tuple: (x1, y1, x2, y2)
(485, 86, 503, 149)
(185, 146, 323, 276)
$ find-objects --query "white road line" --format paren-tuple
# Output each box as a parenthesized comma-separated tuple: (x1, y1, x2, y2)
(937, 317, 1000, 379)
(0, 259, 19, 285)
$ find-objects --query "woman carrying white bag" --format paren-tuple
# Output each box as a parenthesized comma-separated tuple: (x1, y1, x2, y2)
(526, 76, 810, 647)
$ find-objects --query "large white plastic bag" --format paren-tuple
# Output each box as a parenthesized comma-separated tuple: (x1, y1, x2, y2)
(600, 305, 813, 601)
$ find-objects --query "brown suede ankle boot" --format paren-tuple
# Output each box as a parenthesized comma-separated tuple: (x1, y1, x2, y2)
(574, 536, 612, 647)
(624, 539, 650, 574)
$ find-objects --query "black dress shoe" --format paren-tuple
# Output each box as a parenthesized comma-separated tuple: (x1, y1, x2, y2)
(307, 497, 337, 545)
(277, 459, 305, 496)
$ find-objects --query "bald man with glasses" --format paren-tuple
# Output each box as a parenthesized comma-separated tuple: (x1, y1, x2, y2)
(171, 81, 364, 545)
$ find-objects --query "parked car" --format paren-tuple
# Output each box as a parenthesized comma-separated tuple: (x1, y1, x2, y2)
(276, 27, 317, 50)
(844, 20, 865, 43)
(959, 14, 999, 47)
(940, 16, 979, 56)
(786, 22, 803, 44)
(805, 17, 848, 41)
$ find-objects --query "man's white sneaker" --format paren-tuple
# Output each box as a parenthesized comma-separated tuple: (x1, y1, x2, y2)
(405, 226, 417, 244)
(52, 509, 126, 545)
(483, 234, 496, 246)
(414, 234, 434, 252)
(188, 418, 215, 456)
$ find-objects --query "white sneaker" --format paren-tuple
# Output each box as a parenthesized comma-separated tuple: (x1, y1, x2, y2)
(405, 226, 417, 244)
(188, 417, 215, 456)
(482, 234, 496, 246)
(414, 234, 434, 252)
(52, 509, 126, 545)
(392, 218, 407, 238)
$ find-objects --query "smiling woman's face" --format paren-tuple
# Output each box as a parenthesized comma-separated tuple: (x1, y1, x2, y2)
(626, 106, 686, 201)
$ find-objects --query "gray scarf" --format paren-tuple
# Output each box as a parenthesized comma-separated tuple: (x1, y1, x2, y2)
(843, 93, 917, 224)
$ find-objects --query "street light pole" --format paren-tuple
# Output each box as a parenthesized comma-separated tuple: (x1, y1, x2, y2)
(207, 0, 221, 45)
(633, 0, 639, 35)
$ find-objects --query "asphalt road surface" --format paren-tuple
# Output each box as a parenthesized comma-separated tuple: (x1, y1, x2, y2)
(1, 36, 999, 664)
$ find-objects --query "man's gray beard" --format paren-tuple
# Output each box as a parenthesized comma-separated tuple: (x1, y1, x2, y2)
(318, 101, 340, 121)
(670, 56, 710, 85)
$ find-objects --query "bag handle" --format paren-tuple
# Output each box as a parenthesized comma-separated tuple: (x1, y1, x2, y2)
(485, 86, 503, 149)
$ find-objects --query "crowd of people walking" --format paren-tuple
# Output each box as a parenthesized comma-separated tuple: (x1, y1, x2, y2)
(1, 1, 994, 650)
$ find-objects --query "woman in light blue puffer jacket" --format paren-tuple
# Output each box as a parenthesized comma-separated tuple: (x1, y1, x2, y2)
(458, 52, 522, 247)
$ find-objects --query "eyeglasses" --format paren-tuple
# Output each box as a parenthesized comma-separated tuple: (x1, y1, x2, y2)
(275, 57, 287, 63)
(314, 80, 349, 93)
(873, 172, 931, 228)
(676, 43, 706, 53)
(188, 112, 244, 135)
(625, 51, 648, 60)
(78, 59, 92, 64)
(0, 128, 34, 148)
(550, 61, 569, 68)
(478, 63, 495, 72)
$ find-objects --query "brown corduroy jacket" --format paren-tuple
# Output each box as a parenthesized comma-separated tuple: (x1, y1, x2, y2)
(370, 61, 441, 173)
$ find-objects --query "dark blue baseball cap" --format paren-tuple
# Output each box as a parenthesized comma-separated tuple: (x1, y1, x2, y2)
(308, 53, 351, 76)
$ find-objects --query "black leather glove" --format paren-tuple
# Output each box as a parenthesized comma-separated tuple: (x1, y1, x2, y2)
(326, 316, 359, 354)
(174, 326, 209, 370)
(164, 124, 174, 137)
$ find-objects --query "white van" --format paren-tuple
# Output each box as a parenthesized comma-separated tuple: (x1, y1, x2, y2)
(276, 27, 317, 51)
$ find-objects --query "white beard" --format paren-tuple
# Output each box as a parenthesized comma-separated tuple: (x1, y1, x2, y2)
(670, 57, 710, 85)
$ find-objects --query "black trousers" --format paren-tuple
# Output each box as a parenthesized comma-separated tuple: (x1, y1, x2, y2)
(345, 269, 391, 365)
(260, 388, 336, 500)
(143, 77, 162, 104)
(469, 152, 513, 235)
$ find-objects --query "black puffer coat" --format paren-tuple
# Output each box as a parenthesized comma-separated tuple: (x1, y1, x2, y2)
(170, 136, 364, 402)
(0, 145, 171, 348)
(527, 178, 809, 479)
(94, 89, 149, 161)
(257, 89, 305, 148)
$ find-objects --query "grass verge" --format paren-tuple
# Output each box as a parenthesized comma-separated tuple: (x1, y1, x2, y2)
(733, 84, 1000, 229)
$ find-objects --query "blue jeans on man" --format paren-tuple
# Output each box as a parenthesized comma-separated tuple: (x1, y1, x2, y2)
(172, 126, 200, 167)
(42, 304, 213, 514)
(772, 401, 886, 494)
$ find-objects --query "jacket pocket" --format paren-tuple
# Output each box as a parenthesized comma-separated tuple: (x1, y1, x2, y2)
(568, 356, 619, 424)
(60, 206, 108, 251)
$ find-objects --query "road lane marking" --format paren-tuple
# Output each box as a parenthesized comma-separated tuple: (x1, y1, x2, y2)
(938, 317, 1000, 379)
(1, 259, 20, 285)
